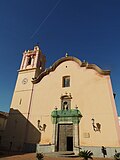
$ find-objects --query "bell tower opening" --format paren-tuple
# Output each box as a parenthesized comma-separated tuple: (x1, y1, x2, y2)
(20, 46, 46, 72)
(27, 56, 32, 66)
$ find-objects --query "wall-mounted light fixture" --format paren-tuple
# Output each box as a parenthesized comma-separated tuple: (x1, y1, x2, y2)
(91, 118, 101, 132)
(37, 120, 46, 132)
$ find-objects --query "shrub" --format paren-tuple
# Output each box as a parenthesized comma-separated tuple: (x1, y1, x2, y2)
(114, 153, 120, 160)
(36, 153, 44, 160)
(79, 150, 93, 160)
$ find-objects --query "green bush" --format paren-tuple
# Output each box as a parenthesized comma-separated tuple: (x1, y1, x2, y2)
(79, 150, 93, 160)
(36, 153, 44, 160)
(114, 153, 120, 160)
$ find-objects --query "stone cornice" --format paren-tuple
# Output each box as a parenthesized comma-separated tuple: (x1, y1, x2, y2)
(18, 67, 37, 73)
(32, 56, 110, 84)
(51, 109, 82, 124)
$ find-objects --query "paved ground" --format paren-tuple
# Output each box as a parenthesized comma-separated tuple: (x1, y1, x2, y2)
(0, 153, 36, 160)
(0, 153, 114, 160)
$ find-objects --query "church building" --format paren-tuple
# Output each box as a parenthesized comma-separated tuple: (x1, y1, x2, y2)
(1, 46, 120, 156)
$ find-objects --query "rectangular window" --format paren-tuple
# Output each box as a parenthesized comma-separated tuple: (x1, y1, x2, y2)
(19, 99, 22, 105)
(62, 76, 70, 87)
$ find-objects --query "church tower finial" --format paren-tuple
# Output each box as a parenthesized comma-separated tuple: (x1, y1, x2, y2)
(65, 52, 69, 57)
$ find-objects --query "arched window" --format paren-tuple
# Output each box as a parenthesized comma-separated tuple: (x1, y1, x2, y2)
(28, 56, 32, 65)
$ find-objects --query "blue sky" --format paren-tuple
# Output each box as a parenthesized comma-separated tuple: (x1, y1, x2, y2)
(0, 0, 120, 115)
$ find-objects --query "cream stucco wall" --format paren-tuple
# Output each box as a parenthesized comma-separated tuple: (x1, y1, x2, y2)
(10, 70, 36, 117)
(28, 60, 120, 147)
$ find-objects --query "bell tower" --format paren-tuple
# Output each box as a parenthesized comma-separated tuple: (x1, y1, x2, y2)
(10, 45, 46, 114)
(20, 45, 46, 75)
(2, 46, 46, 152)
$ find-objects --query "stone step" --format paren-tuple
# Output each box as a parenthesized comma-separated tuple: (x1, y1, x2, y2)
(58, 151, 74, 155)
(44, 151, 79, 158)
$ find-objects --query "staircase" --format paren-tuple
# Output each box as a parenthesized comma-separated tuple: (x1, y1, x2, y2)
(44, 151, 79, 158)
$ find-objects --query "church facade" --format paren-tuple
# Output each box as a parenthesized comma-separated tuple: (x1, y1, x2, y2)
(1, 46, 120, 155)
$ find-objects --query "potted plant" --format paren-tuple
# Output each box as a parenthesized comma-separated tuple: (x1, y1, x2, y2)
(79, 150, 93, 160)
(114, 153, 120, 160)
(36, 152, 44, 160)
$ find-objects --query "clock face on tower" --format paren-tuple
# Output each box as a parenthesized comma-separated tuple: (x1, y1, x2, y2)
(22, 78, 28, 84)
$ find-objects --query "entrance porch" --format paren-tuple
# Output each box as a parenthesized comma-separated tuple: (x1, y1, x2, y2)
(51, 108, 82, 154)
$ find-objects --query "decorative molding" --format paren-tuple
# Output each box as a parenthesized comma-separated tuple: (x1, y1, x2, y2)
(60, 93, 72, 99)
(18, 67, 37, 72)
(51, 109, 82, 124)
(32, 56, 110, 84)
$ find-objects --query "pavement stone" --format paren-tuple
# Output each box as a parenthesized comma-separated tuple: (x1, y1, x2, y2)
(0, 153, 114, 160)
